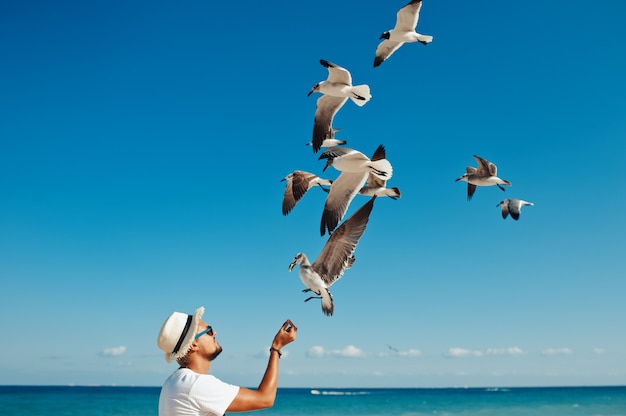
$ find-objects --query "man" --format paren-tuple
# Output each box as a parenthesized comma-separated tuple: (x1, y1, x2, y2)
(157, 306, 297, 415)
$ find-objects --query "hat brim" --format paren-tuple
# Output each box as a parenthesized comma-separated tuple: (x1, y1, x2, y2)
(165, 306, 204, 363)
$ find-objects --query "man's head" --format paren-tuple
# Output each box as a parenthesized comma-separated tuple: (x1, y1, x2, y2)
(157, 307, 222, 364)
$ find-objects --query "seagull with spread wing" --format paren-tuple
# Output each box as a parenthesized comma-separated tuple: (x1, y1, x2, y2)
(497, 198, 534, 221)
(281, 171, 333, 216)
(374, 0, 433, 67)
(308, 59, 371, 153)
(455, 155, 511, 200)
(319, 144, 397, 236)
(288, 196, 376, 316)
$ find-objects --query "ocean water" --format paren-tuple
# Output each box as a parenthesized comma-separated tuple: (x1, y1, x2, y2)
(0, 385, 625, 416)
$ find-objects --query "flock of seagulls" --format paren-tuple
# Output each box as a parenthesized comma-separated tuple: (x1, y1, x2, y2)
(281, 0, 534, 316)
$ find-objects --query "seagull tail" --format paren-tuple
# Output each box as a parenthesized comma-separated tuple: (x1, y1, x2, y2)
(349, 85, 372, 107)
(369, 158, 393, 181)
(417, 34, 433, 45)
(320, 289, 334, 316)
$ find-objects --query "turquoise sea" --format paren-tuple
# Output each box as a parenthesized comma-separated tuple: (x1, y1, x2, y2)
(1, 385, 625, 415)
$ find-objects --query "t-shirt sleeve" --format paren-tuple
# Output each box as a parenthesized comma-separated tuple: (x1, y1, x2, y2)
(189, 374, 240, 416)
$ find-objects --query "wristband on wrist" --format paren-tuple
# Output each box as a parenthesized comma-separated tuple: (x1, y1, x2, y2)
(269, 347, 282, 358)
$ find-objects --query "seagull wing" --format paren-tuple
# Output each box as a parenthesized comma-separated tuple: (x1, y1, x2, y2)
(313, 197, 376, 286)
(507, 199, 522, 220)
(498, 199, 510, 219)
(473, 155, 496, 176)
(319, 145, 356, 160)
(291, 171, 316, 201)
(320, 59, 352, 85)
(282, 171, 318, 215)
(395, 0, 423, 31)
(370, 144, 387, 162)
(374, 40, 404, 67)
(467, 183, 477, 201)
(320, 171, 368, 236)
(282, 174, 296, 215)
(312, 95, 348, 153)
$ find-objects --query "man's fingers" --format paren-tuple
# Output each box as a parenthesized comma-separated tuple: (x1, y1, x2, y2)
(283, 319, 297, 333)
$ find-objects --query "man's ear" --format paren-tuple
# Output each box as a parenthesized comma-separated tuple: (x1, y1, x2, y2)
(188, 341, 199, 352)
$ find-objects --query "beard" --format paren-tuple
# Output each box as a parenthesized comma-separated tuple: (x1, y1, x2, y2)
(207, 345, 223, 361)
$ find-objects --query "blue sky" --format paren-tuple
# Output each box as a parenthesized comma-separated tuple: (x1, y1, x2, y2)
(1, 0, 625, 388)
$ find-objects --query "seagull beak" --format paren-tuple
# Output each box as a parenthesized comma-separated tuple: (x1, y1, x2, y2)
(288, 262, 296, 272)
(307, 89, 314, 97)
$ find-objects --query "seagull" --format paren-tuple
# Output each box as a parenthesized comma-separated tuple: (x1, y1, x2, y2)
(497, 198, 534, 221)
(289, 196, 376, 316)
(306, 128, 347, 149)
(374, 0, 434, 68)
(319, 145, 393, 235)
(387, 344, 400, 353)
(455, 155, 511, 201)
(308, 59, 371, 153)
(281, 171, 333, 216)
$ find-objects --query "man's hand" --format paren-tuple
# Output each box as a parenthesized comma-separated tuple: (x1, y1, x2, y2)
(272, 319, 297, 349)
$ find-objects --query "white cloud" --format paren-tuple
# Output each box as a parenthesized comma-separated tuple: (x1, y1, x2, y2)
(100, 346, 127, 357)
(593, 348, 606, 355)
(306, 345, 367, 358)
(541, 348, 573, 356)
(398, 348, 422, 358)
(330, 345, 366, 358)
(443, 347, 527, 358)
(486, 347, 526, 356)
(306, 346, 326, 358)
(443, 348, 483, 358)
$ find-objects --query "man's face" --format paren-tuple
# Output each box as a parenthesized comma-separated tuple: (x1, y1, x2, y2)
(196, 320, 222, 361)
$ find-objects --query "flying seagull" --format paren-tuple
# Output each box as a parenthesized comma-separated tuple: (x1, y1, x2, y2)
(281, 171, 333, 216)
(318, 145, 392, 235)
(289, 196, 377, 316)
(308, 59, 371, 153)
(387, 344, 400, 353)
(306, 128, 347, 149)
(374, 0, 433, 68)
(497, 198, 534, 220)
(455, 155, 511, 200)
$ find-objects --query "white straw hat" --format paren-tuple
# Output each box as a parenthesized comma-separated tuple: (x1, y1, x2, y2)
(157, 307, 204, 363)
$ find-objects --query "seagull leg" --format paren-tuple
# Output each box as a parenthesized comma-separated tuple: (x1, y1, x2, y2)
(304, 296, 322, 302)
(497, 184, 505, 191)
(302, 288, 312, 293)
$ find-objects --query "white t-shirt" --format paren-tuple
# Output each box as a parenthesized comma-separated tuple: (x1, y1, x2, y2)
(159, 368, 240, 416)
